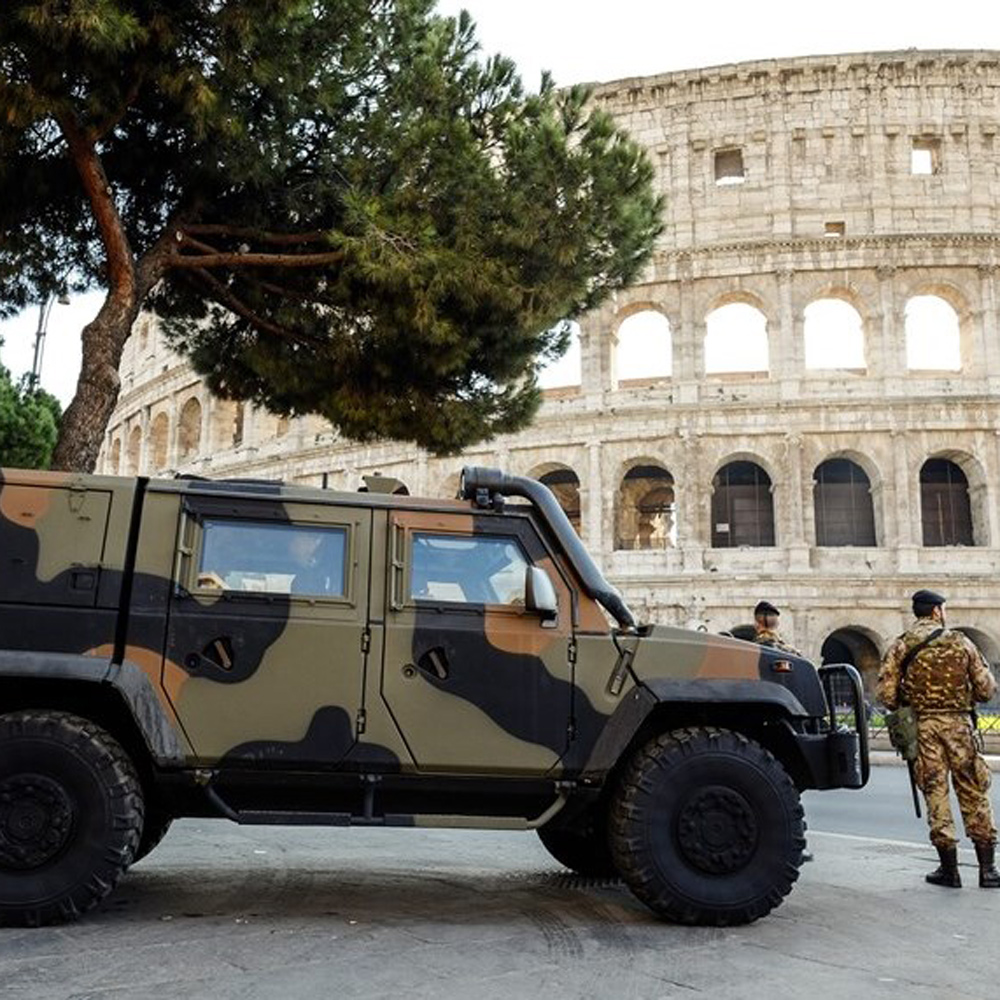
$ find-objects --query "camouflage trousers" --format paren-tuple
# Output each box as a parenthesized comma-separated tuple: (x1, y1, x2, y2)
(913, 712, 996, 849)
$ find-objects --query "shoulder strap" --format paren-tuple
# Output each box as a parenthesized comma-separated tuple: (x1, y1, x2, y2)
(899, 627, 946, 681)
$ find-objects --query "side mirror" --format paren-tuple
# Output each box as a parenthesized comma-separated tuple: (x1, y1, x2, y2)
(524, 565, 558, 626)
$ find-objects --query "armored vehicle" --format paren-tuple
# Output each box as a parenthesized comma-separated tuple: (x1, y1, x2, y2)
(0, 465, 868, 927)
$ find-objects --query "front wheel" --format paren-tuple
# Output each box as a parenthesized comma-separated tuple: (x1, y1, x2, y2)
(0, 711, 143, 926)
(609, 726, 805, 926)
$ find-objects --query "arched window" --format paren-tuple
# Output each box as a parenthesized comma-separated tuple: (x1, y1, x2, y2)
(109, 437, 121, 475)
(905, 295, 961, 370)
(813, 459, 876, 546)
(615, 310, 671, 384)
(178, 397, 202, 460)
(276, 415, 290, 438)
(821, 627, 883, 700)
(711, 461, 774, 547)
(920, 458, 973, 546)
(803, 299, 866, 369)
(126, 426, 142, 476)
(538, 468, 582, 534)
(538, 320, 582, 390)
(149, 412, 169, 470)
(615, 465, 675, 550)
(704, 303, 768, 374)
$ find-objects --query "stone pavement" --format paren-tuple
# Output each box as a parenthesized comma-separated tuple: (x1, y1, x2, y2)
(1, 820, 997, 1000)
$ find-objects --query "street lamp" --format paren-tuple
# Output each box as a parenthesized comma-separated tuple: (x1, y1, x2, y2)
(29, 288, 71, 390)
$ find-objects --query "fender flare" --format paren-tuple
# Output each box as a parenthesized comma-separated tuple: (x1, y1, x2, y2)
(0, 650, 186, 765)
(581, 677, 807, 777)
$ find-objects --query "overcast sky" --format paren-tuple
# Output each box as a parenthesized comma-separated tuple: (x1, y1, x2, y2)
(2, 0, 996, 405)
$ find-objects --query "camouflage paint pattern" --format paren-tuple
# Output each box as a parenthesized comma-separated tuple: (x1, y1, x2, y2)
(2, 466, 847, 790)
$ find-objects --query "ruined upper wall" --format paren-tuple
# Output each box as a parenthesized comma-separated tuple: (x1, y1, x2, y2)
(590, 50, 1000, 253)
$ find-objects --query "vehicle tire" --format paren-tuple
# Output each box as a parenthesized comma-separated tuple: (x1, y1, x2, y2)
(609, 726, 804, 926)
(537, 809, 618, 878)
(0, 711, 143, 926)
(133, 806, 173, 864)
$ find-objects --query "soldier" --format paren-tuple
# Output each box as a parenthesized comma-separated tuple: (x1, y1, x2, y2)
(752, 600, 812, 861)
(877, 589, 1000, 889)
(753, 600, 802, 656)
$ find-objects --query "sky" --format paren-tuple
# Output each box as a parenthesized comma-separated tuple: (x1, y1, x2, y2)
(1, 0, 995, 404)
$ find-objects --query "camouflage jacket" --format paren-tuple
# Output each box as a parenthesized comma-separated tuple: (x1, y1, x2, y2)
(754, 628, 801, 657)
(877, 618, 997, 713)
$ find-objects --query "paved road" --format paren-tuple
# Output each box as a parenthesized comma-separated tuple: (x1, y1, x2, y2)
(3, 765, 1000, 1000)
(805, 761, 1000, 842)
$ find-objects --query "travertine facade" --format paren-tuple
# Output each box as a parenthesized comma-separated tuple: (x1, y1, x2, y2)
(100, 51, 1000, 696)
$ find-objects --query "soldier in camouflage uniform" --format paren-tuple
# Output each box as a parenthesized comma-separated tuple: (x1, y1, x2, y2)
(753, 601, 802, 656)
(752, 600, 812, 861)
(877, 589, 1000, 889)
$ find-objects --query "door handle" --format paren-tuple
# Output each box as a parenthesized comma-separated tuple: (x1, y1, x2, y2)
(416, 647, 449, 680)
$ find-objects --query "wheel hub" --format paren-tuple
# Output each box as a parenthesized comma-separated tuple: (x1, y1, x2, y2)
(0, 774, 75, 870)
(676, 785, 758, 874)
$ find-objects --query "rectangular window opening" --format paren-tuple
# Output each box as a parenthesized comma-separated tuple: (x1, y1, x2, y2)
(714, 148, 745, 185)
(911, 138, 940, 175)
(824, 221, 846, 237)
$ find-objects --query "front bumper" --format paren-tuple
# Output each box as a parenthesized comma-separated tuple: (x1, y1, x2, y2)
(795, 663, 870, 789)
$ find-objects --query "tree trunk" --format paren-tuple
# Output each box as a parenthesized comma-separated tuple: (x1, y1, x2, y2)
(50, 290, 140, 472)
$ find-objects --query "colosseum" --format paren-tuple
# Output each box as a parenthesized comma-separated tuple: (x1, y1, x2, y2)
(100, 49, 1000, 705)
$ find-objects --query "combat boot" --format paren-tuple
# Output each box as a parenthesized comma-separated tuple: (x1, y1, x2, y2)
(925, 845, 962, 887)
(974, 843, 1000, 888)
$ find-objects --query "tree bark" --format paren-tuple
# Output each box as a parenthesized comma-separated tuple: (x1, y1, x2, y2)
(50, 114, 169, 472)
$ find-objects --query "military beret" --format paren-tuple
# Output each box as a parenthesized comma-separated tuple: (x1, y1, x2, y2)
(912, 589, 946, 608)
(754, 600, 780, 617)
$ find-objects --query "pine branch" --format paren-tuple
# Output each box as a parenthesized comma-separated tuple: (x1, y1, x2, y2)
(186, 268, 326, 349)
(182, 224, 332, 246)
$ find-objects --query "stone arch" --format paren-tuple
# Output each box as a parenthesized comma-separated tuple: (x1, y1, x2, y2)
(614, 308, 672, 385)
(704, 300, 769, 374)
(125, 425, 142, 476)
(614, 460, 675, 550)
(108, 437, 122, 475)
(803, 297, 866, 370)
(904, 293, 962, 371)
(529, 463, 582, 534)
(275, 415, 290, 438)
(919, 451, 987, 546)
(178, 396, 202, 460)
(149, 412, 169, 470)
(820, 625, 883, 699)
(812, 456, 877, 546)
(438, 472, 462, 499)
(710, 458, 774, 547)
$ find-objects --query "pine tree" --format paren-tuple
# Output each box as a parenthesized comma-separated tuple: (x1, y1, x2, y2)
(1, 1, 662, 471)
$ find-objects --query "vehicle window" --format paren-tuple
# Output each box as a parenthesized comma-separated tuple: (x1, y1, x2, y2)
(197, 520, 347, 598)
(410, 533, 528, 606)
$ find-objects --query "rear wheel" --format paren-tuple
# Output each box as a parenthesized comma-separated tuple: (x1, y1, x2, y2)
(0, 711, 143, 926)
(609, 726, 804, 926)
(537, 808, 617, 878)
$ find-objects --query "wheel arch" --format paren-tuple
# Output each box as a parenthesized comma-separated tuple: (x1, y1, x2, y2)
(582, 682, 816, 792)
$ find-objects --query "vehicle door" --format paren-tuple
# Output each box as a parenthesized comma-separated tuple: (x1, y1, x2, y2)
(380, 509, 574, 774)
(164, 494, 370, 767)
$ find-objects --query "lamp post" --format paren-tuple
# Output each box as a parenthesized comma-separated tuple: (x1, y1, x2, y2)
(29, 288, 70, 390)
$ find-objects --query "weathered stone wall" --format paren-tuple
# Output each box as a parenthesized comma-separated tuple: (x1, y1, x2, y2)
(99, 51, 1000, 692)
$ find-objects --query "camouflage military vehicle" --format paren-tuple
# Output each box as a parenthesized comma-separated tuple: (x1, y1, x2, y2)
(0, 465, 868, 927)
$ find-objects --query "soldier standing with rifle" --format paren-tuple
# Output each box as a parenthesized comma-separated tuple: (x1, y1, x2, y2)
(877, 589, 1000, 889)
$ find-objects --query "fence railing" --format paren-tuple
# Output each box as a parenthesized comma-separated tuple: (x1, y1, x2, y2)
(835, 709, 1000, 753)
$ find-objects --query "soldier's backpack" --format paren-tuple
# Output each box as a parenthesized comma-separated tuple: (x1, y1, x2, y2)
(884, 628, 944, 761)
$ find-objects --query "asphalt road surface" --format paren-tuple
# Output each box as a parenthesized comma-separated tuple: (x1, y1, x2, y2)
(3, 766, 999, 1000)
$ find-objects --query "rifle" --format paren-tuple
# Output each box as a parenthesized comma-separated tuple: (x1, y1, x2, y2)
(906, 760, 922, 818)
